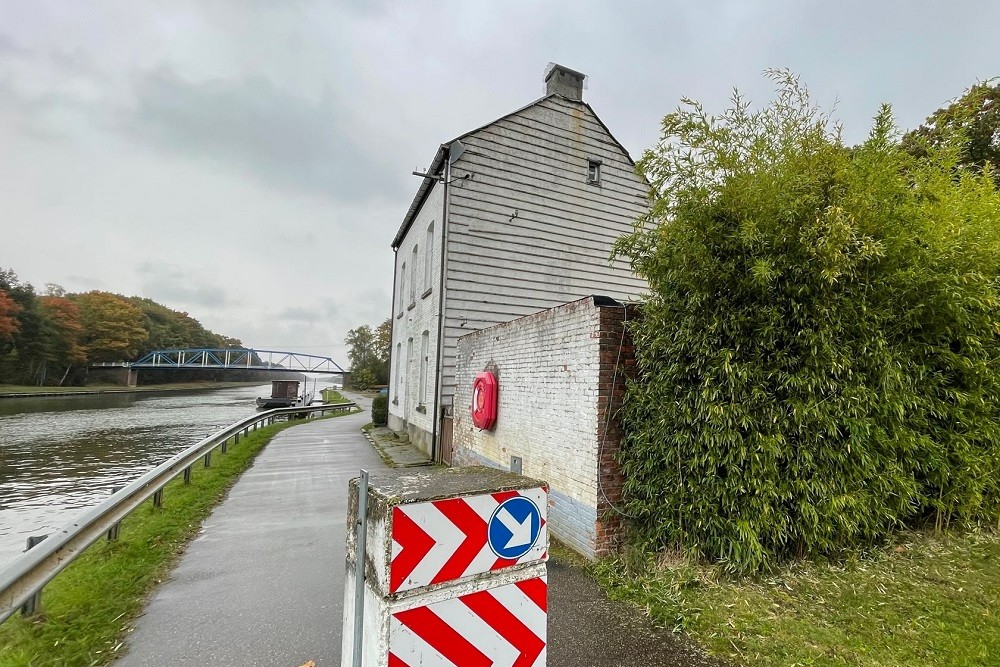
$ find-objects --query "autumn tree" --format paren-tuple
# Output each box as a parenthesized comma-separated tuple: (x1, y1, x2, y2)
(37, 296, 87, 384)
(0, 288, 21, 344)
(0, 268, 46, 383)
(74, 291, 149, 362)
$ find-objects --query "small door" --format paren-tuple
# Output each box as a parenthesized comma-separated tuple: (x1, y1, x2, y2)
(440, 415, 454, 466)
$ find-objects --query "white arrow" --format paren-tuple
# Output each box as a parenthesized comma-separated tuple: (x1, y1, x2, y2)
(497, 507, 533, 550)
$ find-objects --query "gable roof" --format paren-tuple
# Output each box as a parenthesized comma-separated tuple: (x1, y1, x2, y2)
(391, 94, 637, 249)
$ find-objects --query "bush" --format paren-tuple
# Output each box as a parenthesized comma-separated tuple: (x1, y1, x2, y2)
(371, 393, 388, 426)
(613, 71, 1000, 574)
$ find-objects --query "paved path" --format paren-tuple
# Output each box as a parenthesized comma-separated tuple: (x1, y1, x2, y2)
(117, 406, 385, 666)
(118, 390, 721, 666)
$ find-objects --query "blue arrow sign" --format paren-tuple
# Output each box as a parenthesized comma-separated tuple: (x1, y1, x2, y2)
(487, 496, 541, 560)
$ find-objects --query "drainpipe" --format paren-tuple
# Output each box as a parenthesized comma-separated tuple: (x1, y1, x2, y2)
(430, 147, 451, 462)
(387, 247, 399, 409)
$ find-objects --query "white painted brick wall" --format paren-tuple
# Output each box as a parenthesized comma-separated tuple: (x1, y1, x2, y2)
(388, 180, 443, 454)
(453, 297, 604, 555)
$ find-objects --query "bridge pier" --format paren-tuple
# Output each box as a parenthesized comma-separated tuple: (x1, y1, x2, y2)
(88, 367, 138, 387)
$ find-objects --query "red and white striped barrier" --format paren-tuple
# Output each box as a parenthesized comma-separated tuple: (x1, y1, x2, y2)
(342, 468, 549, 667)
(391, 488, 548, 593)
(390, 576, 547, 667)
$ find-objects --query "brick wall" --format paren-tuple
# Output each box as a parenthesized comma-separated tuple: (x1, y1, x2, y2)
(453, 296, 635, 559)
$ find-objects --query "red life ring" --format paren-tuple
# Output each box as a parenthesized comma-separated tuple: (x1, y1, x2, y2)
(471, 371, 498, 430)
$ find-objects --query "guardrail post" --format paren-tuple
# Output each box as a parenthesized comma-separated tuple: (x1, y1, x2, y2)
(235, 432, 240, 444)
(203, 450, 212, 468)
(221, 437, 228, 454)
(153, 488, 163, 508)
(21, 535, 48, 616)
(183, 466, 192, 484)
(107, 486, 123, 540)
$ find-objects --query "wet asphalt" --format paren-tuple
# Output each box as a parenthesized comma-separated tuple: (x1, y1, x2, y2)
(116, 391, 722, 666)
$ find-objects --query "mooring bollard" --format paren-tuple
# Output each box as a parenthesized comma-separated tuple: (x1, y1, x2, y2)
(21, 535, 48, 615)
(341, 466, 548, 667)
(107, 485, 123, 540)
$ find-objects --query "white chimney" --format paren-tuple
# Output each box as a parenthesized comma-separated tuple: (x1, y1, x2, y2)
(544, 63, 586, 102)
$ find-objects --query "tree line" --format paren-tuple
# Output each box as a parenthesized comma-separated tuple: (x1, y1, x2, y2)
(614, 74, 1000, 573)
(0, 267, 242, 386)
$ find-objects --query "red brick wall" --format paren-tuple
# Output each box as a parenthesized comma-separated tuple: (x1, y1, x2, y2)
(594, 303, 639, 556)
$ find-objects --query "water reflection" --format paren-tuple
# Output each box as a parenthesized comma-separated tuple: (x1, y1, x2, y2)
(0, 384, 278, 565)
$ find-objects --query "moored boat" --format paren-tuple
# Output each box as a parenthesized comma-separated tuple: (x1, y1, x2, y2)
(256, 380, 302, 408)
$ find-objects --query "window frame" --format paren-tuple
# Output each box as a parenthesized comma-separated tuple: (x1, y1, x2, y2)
(398, 261, 406, 318)
(423, 222, 434, 297)
(587, 159, 602, 186)
(409, 245, 418, 307)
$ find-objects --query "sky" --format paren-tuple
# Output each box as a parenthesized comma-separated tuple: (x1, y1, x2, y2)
(0, 1, 997, 367)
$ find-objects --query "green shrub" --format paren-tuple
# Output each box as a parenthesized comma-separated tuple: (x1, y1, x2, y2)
(371, 393, 388, 426)
(613, 71, 1000, 574)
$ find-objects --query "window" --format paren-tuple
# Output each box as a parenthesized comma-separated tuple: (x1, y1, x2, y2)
(587, 160, 601, 185)
(424, 223, 434, 295)
(393, 342, 401, 402)
(419, 331, 429, 406)
(409, 246, 417, 306)
(406, 338, 413, 405)
(398, 262, 406, 317)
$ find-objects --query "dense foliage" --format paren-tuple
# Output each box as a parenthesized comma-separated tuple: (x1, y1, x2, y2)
(0, 268, 242, 386)
(345, 318, 391, 388)
(614, 72, 1000, 573)
(371, 393, 389, 426)
(902, 79, 1000, 187)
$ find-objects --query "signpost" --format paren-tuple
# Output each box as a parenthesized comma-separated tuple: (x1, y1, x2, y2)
(342, 467, 548, 667)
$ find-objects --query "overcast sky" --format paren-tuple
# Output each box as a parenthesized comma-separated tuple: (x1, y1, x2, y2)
(1, 1, 997, 366)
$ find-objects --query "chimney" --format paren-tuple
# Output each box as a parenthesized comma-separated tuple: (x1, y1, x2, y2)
(544, 63, 586, 101)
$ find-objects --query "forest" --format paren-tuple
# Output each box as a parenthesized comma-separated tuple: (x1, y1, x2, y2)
(0, 267, 242, 386)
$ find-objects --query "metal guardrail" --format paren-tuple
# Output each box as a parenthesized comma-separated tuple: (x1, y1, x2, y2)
(0, 401, 357, 623)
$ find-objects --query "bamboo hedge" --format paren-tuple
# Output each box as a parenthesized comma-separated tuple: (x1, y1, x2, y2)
(614, 71, 1000, 574)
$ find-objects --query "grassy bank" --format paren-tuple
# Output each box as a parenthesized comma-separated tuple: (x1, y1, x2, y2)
(320, 387, 347, 403)
(0, 381, 266, 396)
(0, 413, 344, 667)
(593, 531, 1000, 666)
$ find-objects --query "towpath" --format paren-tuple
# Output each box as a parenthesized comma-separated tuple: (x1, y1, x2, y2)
(116, 390, 720, 666)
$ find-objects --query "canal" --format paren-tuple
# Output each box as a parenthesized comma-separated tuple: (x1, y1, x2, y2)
(0, 384, 290, 567)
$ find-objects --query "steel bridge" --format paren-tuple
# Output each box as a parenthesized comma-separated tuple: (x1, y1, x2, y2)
(92, 349, 346, 375)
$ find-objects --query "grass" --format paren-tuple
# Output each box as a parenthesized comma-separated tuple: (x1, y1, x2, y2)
(320, 387, 347, 403)
(0, 411, 351, 667)
(592, 531, 1000, 666)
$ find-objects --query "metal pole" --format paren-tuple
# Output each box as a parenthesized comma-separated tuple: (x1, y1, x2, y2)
(352, 469, 369, 667)
(21, 535, 47, 615)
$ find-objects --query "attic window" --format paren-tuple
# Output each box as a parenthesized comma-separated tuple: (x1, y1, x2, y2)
(587, 160, 601, 185)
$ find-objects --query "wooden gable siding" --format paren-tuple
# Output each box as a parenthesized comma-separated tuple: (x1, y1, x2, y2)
(439, 96, 648, 405)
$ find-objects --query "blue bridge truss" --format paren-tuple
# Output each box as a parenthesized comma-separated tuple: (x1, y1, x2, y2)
(96, 349, 346, 375)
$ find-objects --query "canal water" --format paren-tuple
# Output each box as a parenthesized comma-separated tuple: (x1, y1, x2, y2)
(0, 384, 286, 567)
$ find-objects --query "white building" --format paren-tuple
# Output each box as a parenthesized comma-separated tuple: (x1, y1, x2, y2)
(388, 63, 648, 460)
